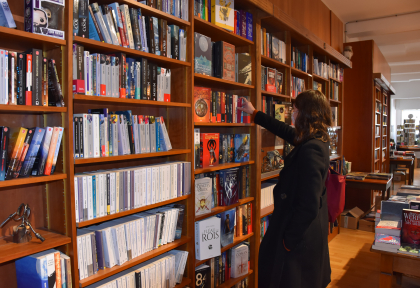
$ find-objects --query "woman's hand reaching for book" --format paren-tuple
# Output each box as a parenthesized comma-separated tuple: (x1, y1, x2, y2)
(237, 97, 255, 115)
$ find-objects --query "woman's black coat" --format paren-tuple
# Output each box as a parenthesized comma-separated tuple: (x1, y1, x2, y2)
(255, 111, 331, 288)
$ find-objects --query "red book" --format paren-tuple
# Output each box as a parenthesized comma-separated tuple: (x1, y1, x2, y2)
(216, 91, 222, 122)
(248, 203, 252, 234)
(402, 209, 420, 249)
(25, 54, 32, 105)
(119, 10, 130, 48)
(200, 133, 219, 168)
(221, 92, 226, 122)
(265, 68, 276, 92)
(194, 87, 211, 122)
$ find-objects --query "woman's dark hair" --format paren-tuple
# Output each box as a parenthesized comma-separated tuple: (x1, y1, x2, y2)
(294, 89, 332, 145)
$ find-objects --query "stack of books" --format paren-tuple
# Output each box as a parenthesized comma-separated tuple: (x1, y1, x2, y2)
(365, 173, 392, 180)
(345, 172, 368, 180)
(76, 204, 186, 279)
(313, 58, 329, 78)
(0, 49, 64, 106)
(261, 182, 275, 210)
(0, 126, 64, 180)
(261, 66, 284, 94)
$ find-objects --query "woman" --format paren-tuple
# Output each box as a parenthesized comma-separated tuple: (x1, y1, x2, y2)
(238, 90, 332, 288)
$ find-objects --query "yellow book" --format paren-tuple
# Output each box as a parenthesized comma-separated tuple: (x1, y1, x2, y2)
(211, 0, 234, 31)
(5, 127, 27, 180)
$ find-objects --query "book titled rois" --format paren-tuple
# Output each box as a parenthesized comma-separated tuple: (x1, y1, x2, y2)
(195, 217, 221, 260)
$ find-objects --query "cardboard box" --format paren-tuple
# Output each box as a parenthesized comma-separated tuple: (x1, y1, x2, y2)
(393, 171, 406, 182)
(340, 207, 364, 229)
(358, 219, 376, 232)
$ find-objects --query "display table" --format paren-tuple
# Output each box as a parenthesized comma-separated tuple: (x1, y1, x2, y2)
(346, 177, 393, 200)
(390, 157, 415, 185)
(371, 246, 420, 288)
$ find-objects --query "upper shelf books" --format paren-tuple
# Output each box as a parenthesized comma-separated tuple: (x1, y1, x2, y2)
(0, 0, 16, 28)
(25, 0, 65, 39)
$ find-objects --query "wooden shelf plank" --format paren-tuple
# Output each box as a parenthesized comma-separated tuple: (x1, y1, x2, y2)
(77, 195, 190, 227)
(0, 229, 71, 263)
(218, 270, 253, 288)
(313, 74, 329, 82)
(260, 205, 274, 218)
(194, 122, 255, 127)
(0, 27, 66, 51)
(74, 149, 191, 165)
(73, 36, 191, 69)
(73, 94, 191, 107)
(194, 16, 253, 47)
(329, 77, 342, 83)
(291, 67, 311, 78)
(118, 0, 190, 27)
(330, 155, 341, 161)
(195, 233, 254, 267)
(79, 236, 191, 287)
(194, 74, 254, 90)
(195, 197, 254, 222)
(175, 278, 192, 288)
(261, 91, 291, 99)
(0, 105, 67, 114)
(329, 99, 341, 105)
(194, 161, 255, 174)
(0, 173, 67, 188)
(261, 169, 281, 181)
(260, 55, 289, 70)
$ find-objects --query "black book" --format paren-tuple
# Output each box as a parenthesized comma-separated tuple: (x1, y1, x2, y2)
(149, 16, 155, 54)
(0, 127, 10, 181)
(171, 25, 179, 60)
(48, 59, 65, 107)
(141, 58, 148, 100)
(74, 117, 79, 158)
(146, 61, 151, 100)
(158, 18, 163, 55)
(78, 0, 89, 37)
(16, 53, 26, 105)
(129, 8, 142, 51)
(229, 94, 233, 123)
(76, 44, 84, 83)
(25, 49, 42, 106)
(237, 53, 252, 85)
(151, 63, 157, 101)
(212, 91, 216, 121)
(162, 20, 167, 57)
(213, 41, 222, 78)
(106, 173, 110, 215)
(135, 271, 142, 288)
(73, 0, 79, 36)
(195, 264, 211, 288)
(78, 116, 84, 158)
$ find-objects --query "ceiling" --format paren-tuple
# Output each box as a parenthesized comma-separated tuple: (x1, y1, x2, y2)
(322, 0, 420, 99)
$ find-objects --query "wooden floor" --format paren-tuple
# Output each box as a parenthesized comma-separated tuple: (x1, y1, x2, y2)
(328, 168, 420, 288)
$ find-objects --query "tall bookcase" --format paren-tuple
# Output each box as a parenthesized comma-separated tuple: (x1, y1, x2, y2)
(0, 1, 351, 288)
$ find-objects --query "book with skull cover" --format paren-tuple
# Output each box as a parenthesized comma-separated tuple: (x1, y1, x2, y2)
(219, 168, 239, 206)
(200, 133, 219, 168)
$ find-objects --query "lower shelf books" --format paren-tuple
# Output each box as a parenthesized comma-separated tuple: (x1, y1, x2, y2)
(260, 214, 272, 243)
(260, 182, 275, 210)
(195, 131, 250, 168)
(85, 251, 188, 288)
(195, 166, 251, 209)
(291, 76, 305, 98)
(400, 209, 420, 255)
(76, 204, 185, 280)
(0, 126, 64, 180)
(195, 241, 251, 287)
(74, 162, 191, 222)
(73, 45, 172, 101)
(193, 87, 251, 124)
(261, 66, 283, 94)
(330, 79, 339, 101)
(15, 249, 72, 288)
(0, 49, 65, 106)
(73, 110, 172, 158)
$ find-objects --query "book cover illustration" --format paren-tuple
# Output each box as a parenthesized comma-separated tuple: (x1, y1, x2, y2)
(234, 134, 249, 163)
(194, 32, 212, 76)
(276, 71, 283, 94)
(5, 127, 27, 180)
(231, 244, 248, 278)
(195, 217, 221, 260)
(219, 208, 235, 247)
(195, 264, 211, 288)
(237, 53, 251, 85)
(211, 0, 234, 32)
(194, 87, 211, 123)
(195, 177, 212, 216)
(401, 209, 420, 251)
(200, 133, 219, 168)
(222, 42, 235, 81)
(220, 168, 239, 206)
(265, 67, 276, 92)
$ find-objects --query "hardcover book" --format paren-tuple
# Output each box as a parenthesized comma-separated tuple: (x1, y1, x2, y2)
(195, 217, 221, 260)
(265, 67, 276, 92)
(0, 126, 10, 181)
(231, 244, 248, 278)
(195, 177, 212, 216)
(194, 87, 211, 123)
(219, 168, 239, 206)
(276, 71, 283, 94)
(234, 134, 249, 163)
(219, 208, 235, 247)
(213, 41, 235, 81)
(195, 264, 211, 288)
(402, 209, 420, 249)
(194, 32, 212, 76)
(5, 127, 27, 180)
(237, 53, 251, 85)
(200, 133, 219, 168)
(210, 0, 234, 32)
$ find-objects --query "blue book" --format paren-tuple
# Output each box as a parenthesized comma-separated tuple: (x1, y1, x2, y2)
(32, 127, 53, 176)
(126, 58, 135, 98)
(157, 117, 166, 152)
(219, 168, 239, 206)
(0, 0, 16, 28)
(16, 250, 57, 288)
(88, 11, 100, 41)
(92, 175, 97, 217)
(234, 134, 250, 163)
(155, 117, 161, 152)
(218, 208, 235, 247)
(20, 127, 45, 177)
(134, 61, 141, 99)
(50, 127, 64, 175)
(246, 12, 253, 41)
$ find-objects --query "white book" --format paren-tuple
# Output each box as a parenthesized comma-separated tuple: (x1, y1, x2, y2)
(84, 51, 90, 95)
(140, 168, 147, 206)
(92, 114, 100, 158)
(82, 176, 88, 221)
(75, 177, 79, 223)
(141, 16, 148, 53)
(99, 174, 104, 217)
(152, 166, 159, 204)
(87, 175, 94, 220)
(95, 174, 100, 218)
(133, 116, 140, 154)
(105, 11, 120, 46)
(165, 165, 170, 201)
(111, 227, 121, 265)
(195, 177, 212, 216)
(115, 171, 120, 213)
(81, 235, 88, 277)
(146, 167, 152, 205)
(89, 55, 93, 96)
(170, 163, 177, 199)
(85, 234, 94, 276)
(136, 218, 142, 256)
(159, 117, 172, 150)
(105, 56, 112, 97)
(77, 237, 85, 279)
(149, 117, 156, 152)
(121, 5, 135, 49)
(104, 228, 116, 267)
(110, 172, 116, 214)
(127, 170, 131, 209)
(145, 118, 150, 153)
(138, 116, 146, 153)
(195, 217, 221, 260)
(231, 244, 248, 278)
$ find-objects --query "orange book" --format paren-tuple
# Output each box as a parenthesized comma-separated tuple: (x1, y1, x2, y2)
(43, 127, 60, 175)
(194, 87, 211, 123)
(247, 203, 252, 234)
(262, 28, 267, 56)
(5, 128, 27, 180)
(237, 206, 243, 236)
(54, 252, 62, 288)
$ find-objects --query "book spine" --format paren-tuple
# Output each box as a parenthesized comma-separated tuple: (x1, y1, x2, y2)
(88, 6, 104, 42)
(50, 128, 64, 174)
(78, 0, 89, 38)
(91, 3, 112, 44)
(0, 127, 9, 181)
(130, 8, 142, 51)
(122, 5, 135, 49)
(5, 128, 27, 180)
(43, 127, 59, 175)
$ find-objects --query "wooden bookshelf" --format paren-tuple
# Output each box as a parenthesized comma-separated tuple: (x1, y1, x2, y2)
(195, 197, 254, 222)
(174, 277, 192, 288)
(330, 77, 342, 83)
(261, 169, 281, 181)
(260, 205, 274, 218)
(313, 74, 329, 82)
(194, 161, 255, 174)
(194, 122, 255, 127)
(0, 173, 67, 188)
(195, 233, 254, 267)
(291, 66, 312, 78)
(261, 91, 291, 99)
(194, 73, 255, 90)
(0, 26, 66, 50)
(0, 229, 71, 264)
(261, 55, 290, 70)
(73, 94, 191, 107)
(0, 105, 67, 114)
(78, 236, 192, 287)
(218, 270, 254, 288)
